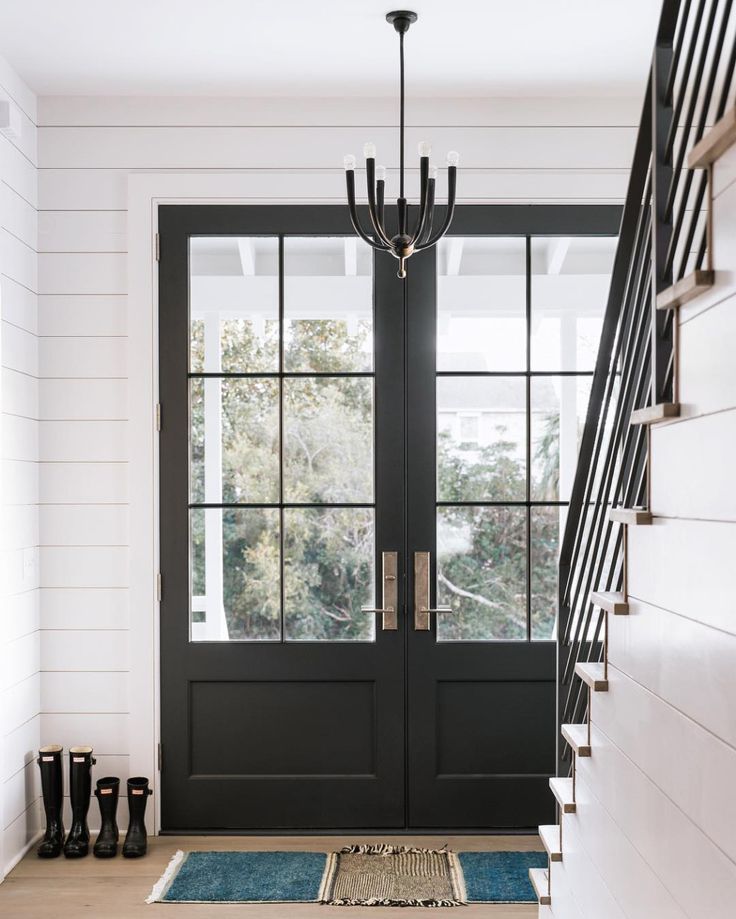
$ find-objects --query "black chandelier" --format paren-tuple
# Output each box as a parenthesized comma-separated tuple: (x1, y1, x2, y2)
(343, 10, 459, 279)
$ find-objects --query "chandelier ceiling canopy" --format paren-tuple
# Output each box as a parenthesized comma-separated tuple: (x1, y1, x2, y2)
(343, 10, 459, 279)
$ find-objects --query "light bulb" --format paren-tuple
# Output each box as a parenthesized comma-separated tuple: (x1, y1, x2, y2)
(344, 154, 356, 171)
(376, 165, 387, 182)
(363, 141, 377, 159)
(428, 165, 438, 180)
(446, 150, 460, 167)
(418, 141, 432, 158)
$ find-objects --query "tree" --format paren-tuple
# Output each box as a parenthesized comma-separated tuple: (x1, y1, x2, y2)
(191, 314, 560, 642)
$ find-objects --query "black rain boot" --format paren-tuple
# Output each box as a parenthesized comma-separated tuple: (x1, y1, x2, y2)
(122, 777, 152, 858)
(63, 746, 96, 858)
(93, 776, 119, 858)
(37, 745, 65, 858)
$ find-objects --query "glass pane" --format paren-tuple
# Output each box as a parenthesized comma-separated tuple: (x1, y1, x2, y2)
(531, 506, 560, 640)
(190, 377, 280, 504)
(190, 237, 279, 372)
(437, 506, 527, 640)
(190, 508, 280, 641)
(437, 236, 526, 372)
(437, 377, 526, 501)
(283, 507, 375, 641)
(530, 376, 593, 501)
(283, 377, 374, 503)
(284, 237, 373, 372)
(530, 236, 616, 371)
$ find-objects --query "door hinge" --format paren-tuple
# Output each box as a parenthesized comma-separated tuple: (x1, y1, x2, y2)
(156, 572, 162, 602)
(155, 402, 162, 431)
(157, 742, 163, 771)
(155, 232, 160, 261)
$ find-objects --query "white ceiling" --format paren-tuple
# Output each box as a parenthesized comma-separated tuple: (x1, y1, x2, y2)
(0, 0, 662, 98)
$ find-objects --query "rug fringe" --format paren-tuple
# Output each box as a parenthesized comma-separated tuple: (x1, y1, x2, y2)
(338, 844, 449, 856)
(326, 897, 465, 907)
(145, 849, 185, 904)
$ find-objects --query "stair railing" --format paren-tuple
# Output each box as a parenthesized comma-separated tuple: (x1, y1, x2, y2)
(557, 0, 736, 767)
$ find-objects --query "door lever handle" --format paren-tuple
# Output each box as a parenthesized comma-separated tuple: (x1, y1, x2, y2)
(414, 551, 454, 630)
(361, 551, 398, 630)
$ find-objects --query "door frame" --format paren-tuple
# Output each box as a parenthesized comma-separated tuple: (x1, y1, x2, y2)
(127, 172, 622, 833)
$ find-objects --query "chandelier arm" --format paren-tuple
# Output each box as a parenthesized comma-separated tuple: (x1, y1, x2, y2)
(416, 166, 457, 250)
(412, 172, 434, 246)
(366, 158, 394, 247)
(409, 156, 429, 245)
(346, 170, 389, 250)
(377, 178, 386, 232)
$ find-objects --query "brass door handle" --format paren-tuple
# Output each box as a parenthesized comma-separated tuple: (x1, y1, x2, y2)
(414, 551, 454, 630)
(361, 551, 398, 630)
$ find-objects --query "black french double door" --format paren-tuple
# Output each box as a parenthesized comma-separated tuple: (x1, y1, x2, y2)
(158, 204, 619, 831)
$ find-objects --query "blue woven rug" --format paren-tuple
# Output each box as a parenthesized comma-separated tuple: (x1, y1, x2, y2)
(147, 848, 547, 904)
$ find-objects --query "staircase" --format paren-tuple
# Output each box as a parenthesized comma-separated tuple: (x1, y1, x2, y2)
(531, 1, 736, 915)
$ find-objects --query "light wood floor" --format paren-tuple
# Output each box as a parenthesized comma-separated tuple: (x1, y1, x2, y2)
(0, 834, 543, 918)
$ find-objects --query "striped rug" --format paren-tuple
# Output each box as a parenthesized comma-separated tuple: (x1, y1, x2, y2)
(318, 844, 466, 907)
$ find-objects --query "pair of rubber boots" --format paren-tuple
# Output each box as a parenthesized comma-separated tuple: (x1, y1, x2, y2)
(37, 745, 152, 859)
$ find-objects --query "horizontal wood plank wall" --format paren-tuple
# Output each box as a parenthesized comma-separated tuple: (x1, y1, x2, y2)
(34, 94, 638, 837)
(580, 145, 736, 917)
(0, 54, 40, 879)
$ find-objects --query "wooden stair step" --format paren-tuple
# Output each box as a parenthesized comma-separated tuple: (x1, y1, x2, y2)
(630, 402, 680, 425)
(591, 590, 629, 615)
(529, 867, 551, 905)
(689, 106, 736, 168)
(550, 776, 576, 813)
(562, 723, 591, 757)
(575, 661, 608, 692)
(609, 507, 653, 526)
(657, 269, 715, 310)
(539, 824, 562, 862)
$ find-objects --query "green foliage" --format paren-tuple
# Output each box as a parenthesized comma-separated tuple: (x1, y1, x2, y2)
(190, 315, 559, 642)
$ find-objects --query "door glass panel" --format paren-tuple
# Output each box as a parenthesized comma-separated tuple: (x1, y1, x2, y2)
(190, 377, 280, 504)
(437, 237, 526, 372)
(283, 507, 375, 641)
(284, 237, 373, 372)
(530, 376, 593, 501)
(190, 508, 281, 641)
(283, 377, 374, 504)
(436, 233, 614, 643)
(190, 237, 279, 373)
(188, 234, 376, 642)
(530, 237, 616, 371)
(437, 506, 527, 641)
(530, 506, 561, 640)
(437, 376, 526, 502)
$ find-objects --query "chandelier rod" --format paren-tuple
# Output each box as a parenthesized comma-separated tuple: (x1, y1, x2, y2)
(399, 29, 405, 199)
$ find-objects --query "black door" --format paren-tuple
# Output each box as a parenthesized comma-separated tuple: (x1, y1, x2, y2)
(158, 204, 619, 831)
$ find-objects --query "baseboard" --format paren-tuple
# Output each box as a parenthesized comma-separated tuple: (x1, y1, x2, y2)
(2, 828, 43, 882)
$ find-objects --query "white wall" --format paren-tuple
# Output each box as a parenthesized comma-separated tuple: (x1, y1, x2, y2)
(548, 139, 736, 918)
(33, 94, 638, 832)
(0, 55, 40, 878)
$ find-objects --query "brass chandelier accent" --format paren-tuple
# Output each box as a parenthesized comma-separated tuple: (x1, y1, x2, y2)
(343, 10, 459, 279)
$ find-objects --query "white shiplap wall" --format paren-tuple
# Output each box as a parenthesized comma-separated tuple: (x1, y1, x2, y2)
(34, 94, 638, 832)
(0, 55, 40, 878)
(548, 141, 736, 918)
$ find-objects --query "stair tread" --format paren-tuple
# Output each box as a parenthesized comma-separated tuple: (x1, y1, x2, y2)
(630, 402, 680, 426)
(575, 661, 608, 691)
(549, 776, 576, 813)
(539, 824, 562, 862)
(609, 507, 653, 526)
(529, 867, 551, 905)
(591, 590, 629, 615)
(561, 723, 591, 757)
(689, 106, 736, 168)
(656, 269, 715, 310)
